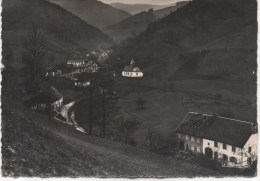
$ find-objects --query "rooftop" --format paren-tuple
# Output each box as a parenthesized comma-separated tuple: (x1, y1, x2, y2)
(176, 112, 255, 148)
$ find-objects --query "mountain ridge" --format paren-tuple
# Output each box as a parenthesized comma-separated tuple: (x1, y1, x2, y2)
(49, 0, 131, 29)
(109, 0, 257, 85)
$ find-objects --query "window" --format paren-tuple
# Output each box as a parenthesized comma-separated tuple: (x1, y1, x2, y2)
(223, 154, 228, 161)
(196, 138, 200, 143)
(186, 135, 189, 140)
(247, 157, 252, 165)
(178, 133, 182, 139)
(214, 152, 218, 160)
(232, 146, 236, 152)
(214, 141, 218, 147)
(248, 147, 252, 153)
(230, 157, 237, 163)
(191, 136, 194, 142)
(223, 144, 227, 150)
(136, 73, 138, 76)
(191, 146, 195, 151)
(197, 147, 200, 153)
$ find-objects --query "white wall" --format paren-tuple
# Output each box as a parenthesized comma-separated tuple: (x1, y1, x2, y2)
(203, 139, 244, 167)
(240, 133, 258, 166)
(203, 135, 258, 168)
(122, 71, 143, 77)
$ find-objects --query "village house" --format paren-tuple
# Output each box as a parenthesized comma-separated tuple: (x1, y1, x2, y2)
(67, 59, 87, 68)
(45, 66, 62, 77)
(176, 112, 257, 168)
(27, 87, 63, 113)
(122, 59, 143, 78)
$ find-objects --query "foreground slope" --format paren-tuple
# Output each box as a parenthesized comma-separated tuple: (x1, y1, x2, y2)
(1, 96, 221, 177)
(110, 0, 257, 87)
(49, 0, 131, 29)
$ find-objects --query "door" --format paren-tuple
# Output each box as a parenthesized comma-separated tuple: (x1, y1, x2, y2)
(179, 141, 184, 150)
(205, 147, 213, 159)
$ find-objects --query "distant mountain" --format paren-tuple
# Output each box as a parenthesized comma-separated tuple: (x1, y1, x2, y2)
(2, 0, 112, 68)
(49, 0, 131, 29)
(105, 2, 188, 42)
(105, 9, 157, 42)
(110, 2, 174, 15)
(153, 1, 189, 19)
(110, 0, 257, 85)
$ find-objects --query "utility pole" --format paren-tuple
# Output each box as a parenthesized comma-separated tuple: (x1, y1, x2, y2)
(88, 73, 93, 135)
(102, 69, 106, 138)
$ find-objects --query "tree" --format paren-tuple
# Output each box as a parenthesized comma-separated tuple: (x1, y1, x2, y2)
(23, 26, 46, 93)
(137, 97, 145, 110)
(117, 115, 139, 145)
(146, 128, 161, 152)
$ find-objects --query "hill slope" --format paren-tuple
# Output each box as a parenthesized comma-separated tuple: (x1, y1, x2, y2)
(49, 0, 131, 29)
(2, 0, 112, 68)
(105, 2, 188, 42)
(110, 2, 174, 15)
(105, 9, 157, 42)
(1, 97, 221, 177)
(110, 0, 257, 85)
(153, 1, 189, 19)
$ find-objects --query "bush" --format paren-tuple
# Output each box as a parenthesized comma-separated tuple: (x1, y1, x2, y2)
(136, 98, 145, 110)
(116, 115, 139, 145)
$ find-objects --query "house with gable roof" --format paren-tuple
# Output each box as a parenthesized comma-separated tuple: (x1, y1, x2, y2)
(122, 59, 143, 78)
(176, 112, 257, 168)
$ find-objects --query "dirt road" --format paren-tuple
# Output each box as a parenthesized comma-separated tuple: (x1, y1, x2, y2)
(2, 97, 221, 177)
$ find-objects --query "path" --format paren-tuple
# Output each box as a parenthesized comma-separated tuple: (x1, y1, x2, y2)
(2, 96, 221, 177)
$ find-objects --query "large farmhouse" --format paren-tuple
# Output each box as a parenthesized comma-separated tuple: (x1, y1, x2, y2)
(176, 112, 258, 168)
(27, 87, 63, 113)
(122, 59, 143, 78)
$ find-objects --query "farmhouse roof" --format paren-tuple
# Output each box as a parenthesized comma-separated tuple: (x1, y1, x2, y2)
(176, 112, 255, 148)
(204, 116, 254, 148)
(176, 112, 215, 138)
(28, 87, 62, 105)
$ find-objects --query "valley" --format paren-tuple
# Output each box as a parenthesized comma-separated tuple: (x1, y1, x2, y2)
(1, 0, 257, 177)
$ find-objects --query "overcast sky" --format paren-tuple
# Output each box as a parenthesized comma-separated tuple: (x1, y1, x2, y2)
(99, 0, 185, 5)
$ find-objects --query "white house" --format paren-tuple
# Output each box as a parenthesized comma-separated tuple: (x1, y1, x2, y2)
(45, 66, 62, 77)
(176, 112, 257, 168)
(122, 59, 143, 78)
(28, 87, 63, 113)
(67, 59, 88, 68)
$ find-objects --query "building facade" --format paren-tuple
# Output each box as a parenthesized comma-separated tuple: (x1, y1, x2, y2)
(176, 112, 258, 168)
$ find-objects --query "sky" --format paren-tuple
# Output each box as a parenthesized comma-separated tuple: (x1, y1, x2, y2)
(99, 0, 185, 5)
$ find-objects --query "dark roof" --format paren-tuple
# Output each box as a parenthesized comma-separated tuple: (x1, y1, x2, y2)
(46, 66, 57, 72)
(123, 65, 133, 72)
(176, 112, 254, 148)
(176, 112, 215, 138)
(27, 87, 62, 105)
(55, 113, 67, 122)
(205, 116, 254, 148)
(132, 67, 142, 72)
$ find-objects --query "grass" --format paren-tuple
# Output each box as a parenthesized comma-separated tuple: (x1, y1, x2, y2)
(116, 78, 256, 151)
(1, 96, 221, 177)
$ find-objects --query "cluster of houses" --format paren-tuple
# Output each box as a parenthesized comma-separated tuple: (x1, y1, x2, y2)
(26, 87, 64, 114)
(176, 112, 258, 168)
(122, 59, 143, 78)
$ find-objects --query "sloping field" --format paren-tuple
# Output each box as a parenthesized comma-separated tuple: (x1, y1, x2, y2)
(1, 96, 221, 177)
